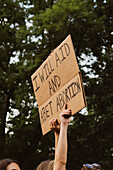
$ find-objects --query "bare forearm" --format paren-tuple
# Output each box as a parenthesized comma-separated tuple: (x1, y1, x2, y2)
(54, 123, 68, 166)
(55, 132, 59, 150)
(53, 104, 71, 170)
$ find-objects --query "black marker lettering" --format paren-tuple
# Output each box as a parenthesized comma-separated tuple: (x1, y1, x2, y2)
(49, 60, 54, 73)
(43, 63, 49, 80)
(71, 82, 76, 98)
(38, 70, 44, 83)
(56, 79, 81, 112)
(65, 88, 70, 103)
(62, 91, 66, 109)
(55, 52, 61, 67)
(67, 85, 72, 99)
(59, 45, 66, 62)
(45, 104, 50, 118)
(41, 107, 45, 123)
(48, 75, 61, 96)
(64, 43, 70, 56)
(33, 75, 40, 92)
(76, 78, 81, 93)
(56, 95, 61, 112)
(56, 93, 65, 112)
(48, 101, 53, 115)
(40, 101, 53, 124)
(48, 80, 55, 96)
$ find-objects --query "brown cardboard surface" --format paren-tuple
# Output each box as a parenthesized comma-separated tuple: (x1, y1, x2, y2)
(31, 35, 79, 107)
(39, 73, 86, 135)
(31, 34, 87, 135)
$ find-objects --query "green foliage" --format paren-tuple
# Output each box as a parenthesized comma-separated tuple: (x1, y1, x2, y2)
(0, 0, 113, 169)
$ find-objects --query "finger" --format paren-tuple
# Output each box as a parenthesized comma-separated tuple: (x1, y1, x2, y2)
(54, 120, 57, 127)
(63, 114, 71, 119)
(49, 123, 53, 129)
(50, 123, 55, 130)
(56, 119, 60, 125)
(60, 110, 71, 118)
(49, 118, 56, 125)
(68, 109, 72, 115)
(52, 119, 57, 128)
(49, 119, 55, 129)
(62, 110, 71, 115)
(52, 118, 57, 124)
(64, 103, 67, 110)
(49, 120, 52, 126)
(49, 118, 54, 123)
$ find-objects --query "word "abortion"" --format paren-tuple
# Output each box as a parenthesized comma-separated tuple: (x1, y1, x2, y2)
(40, 78, 81, 124)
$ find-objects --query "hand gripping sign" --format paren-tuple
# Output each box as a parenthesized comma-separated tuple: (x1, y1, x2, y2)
(31, 35, 87, 135)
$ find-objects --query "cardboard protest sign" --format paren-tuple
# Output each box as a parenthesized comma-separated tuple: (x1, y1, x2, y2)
(31, 34, 87, 135)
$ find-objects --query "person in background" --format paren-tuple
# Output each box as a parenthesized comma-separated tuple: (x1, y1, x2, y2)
(81, 164, 93, 170)
(35, 104, 71, 170)
(0, 158, 21, 170)
(92, 163, 103, 170)
(81, 163, 103, 170)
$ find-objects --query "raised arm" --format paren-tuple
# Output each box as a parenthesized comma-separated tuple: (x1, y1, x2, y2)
(49, 118, 60, 150)
(53, 104, 71, 170)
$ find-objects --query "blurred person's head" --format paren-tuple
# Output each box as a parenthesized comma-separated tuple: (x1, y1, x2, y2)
(81, 163, 103, 170)
(35, 160, 54, 170)
(0, 158, 21, 170)
(92, 163, 103, 170)
(81, 164, 93, 170)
